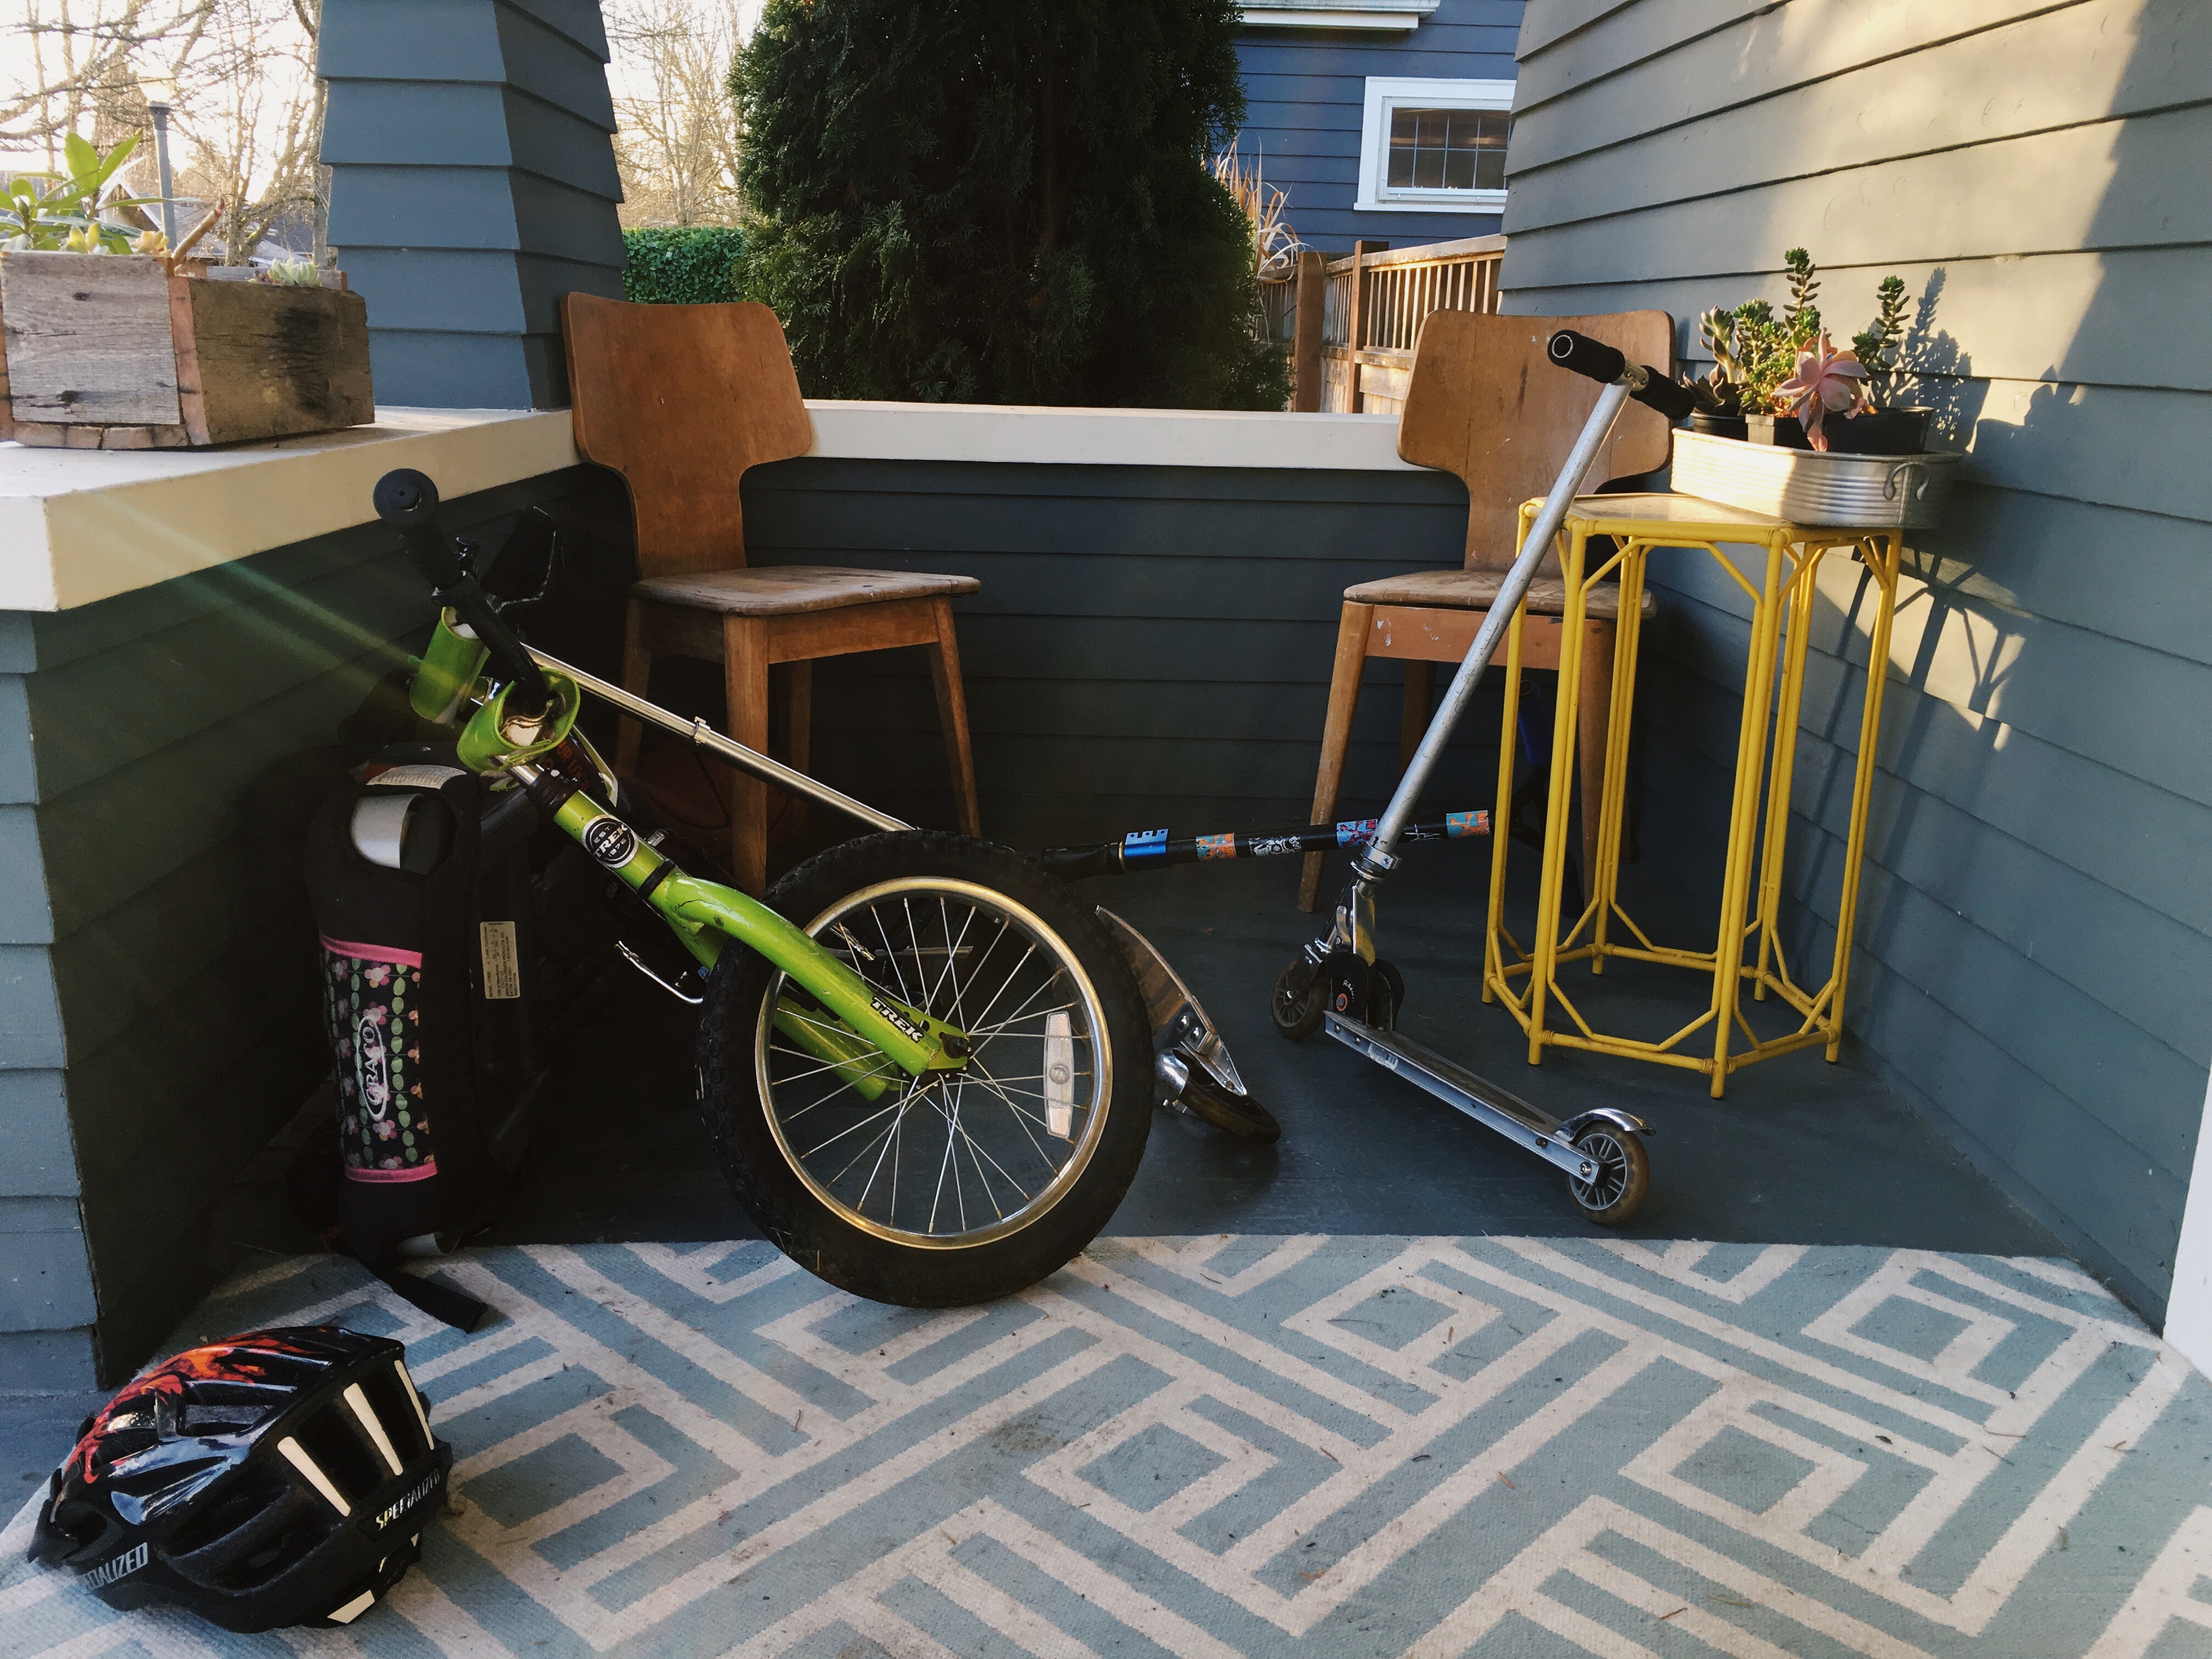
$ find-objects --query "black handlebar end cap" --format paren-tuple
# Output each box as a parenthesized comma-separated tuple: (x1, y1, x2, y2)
(373, 467, 442, 529)
(1548, 329, 1628, 386)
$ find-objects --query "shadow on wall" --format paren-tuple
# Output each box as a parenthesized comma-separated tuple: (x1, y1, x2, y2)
(1629, 1, 2210, 1317)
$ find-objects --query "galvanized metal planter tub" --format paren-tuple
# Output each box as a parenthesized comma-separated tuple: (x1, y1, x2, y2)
(1669, 427, 1962, 529)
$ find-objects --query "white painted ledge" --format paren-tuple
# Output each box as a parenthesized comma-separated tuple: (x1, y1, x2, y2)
(0, 400, 1417, 612)
(0, 408, 579, 613)
(802, 401, 1414, 472)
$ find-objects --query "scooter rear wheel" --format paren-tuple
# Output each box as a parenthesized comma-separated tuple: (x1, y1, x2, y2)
(697, 831, 1153, 1307)
(1567, 1126, 1649, 1225)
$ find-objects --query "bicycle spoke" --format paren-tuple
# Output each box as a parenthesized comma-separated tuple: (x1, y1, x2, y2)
(761, 880, 1104, 1245)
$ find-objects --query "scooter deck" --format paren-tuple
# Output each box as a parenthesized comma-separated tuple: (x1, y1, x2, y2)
(1322, 1012, 1601, 1183)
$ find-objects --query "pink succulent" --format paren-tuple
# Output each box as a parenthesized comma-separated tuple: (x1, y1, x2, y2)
(1774, 332, 1869, 452)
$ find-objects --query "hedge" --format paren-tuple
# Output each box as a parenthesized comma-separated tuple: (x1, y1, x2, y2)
(621, 226, 749, 305)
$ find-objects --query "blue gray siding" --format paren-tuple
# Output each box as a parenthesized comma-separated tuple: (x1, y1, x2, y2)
(320, 0, 627, 409)
(1502, 0, 2212, 1316)
(0, 472, 622, 1385)
(737, 457, 1490, 850)
(1235, 0, 1524, 255)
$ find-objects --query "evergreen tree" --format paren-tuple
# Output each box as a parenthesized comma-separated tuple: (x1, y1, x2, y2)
(733, 0, 1288, 410)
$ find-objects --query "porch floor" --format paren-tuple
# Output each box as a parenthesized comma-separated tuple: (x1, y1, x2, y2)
(6, 1235, 2202, 1658)
(13, 844, 2179, 1658)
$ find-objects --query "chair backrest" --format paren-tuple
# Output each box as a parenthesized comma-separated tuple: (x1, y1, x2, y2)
(1398, 309, 1675, 572)
(561, 293, 815, 579)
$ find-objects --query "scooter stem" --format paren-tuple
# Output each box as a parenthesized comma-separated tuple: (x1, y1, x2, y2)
(1353, 377, 1635, 882)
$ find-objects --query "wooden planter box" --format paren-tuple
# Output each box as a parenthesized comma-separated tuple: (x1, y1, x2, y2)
(0, 251, 372, 450)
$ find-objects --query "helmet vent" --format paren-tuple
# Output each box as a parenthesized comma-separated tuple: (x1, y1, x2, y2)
(393, 1363, 433, 1449)
(343, 1385, 404, 1477)
(275, 1437, 351, 1517)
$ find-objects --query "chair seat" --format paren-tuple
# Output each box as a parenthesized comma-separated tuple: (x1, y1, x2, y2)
(1342, 568, 1655, 619)
(633, 565, 981, 617)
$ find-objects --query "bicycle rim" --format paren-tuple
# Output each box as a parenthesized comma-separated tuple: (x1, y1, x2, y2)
(753, 877, 1114, 1249)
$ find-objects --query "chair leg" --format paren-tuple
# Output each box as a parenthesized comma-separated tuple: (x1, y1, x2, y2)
(723, 616, 774, 895)
(1400, 659, 1435, 771)
(1577, 620, 1614, 902)
(1300, 602, 1373, 913)
(779, 660, 812, 851)
(616, 600, 651, 777)
(924, 598, 983, 837)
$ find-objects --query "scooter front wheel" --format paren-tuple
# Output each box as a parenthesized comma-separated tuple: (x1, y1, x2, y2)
(1567, 1126, 1649, 1225)
(697, 831, 1152, 1307)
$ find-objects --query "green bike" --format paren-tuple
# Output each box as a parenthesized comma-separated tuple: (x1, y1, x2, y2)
(374, 470, 1154, 1306)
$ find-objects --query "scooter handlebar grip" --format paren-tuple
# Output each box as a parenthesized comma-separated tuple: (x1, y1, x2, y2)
(1547, 329, 1627, 385)
(1631, 369, 1699, 421)
(1035, 844, 1117, 882)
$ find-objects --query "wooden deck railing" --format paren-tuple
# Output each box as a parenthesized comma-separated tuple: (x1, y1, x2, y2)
(1290, 234, 1506, 417)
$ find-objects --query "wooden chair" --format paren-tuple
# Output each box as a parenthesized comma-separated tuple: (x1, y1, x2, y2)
(561, 293, 982, 894)
(1298, 308, 1674, 911)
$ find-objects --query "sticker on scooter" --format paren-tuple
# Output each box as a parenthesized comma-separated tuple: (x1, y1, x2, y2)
(1335, 819, 1379, 847)
(582, 816, 639, 868)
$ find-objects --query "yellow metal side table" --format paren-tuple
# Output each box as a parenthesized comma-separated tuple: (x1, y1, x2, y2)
(1482, 493, 1903, 1097)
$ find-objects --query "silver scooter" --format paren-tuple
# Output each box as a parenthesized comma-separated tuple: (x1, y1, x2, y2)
(1269, 329, 1700, 1224)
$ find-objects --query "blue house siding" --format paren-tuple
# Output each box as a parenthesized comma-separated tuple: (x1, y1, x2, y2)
(1500, 0, 2212, 1319)
(1235, 0, 1525, 255)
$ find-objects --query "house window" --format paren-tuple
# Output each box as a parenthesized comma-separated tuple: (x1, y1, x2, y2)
(1356, 77, 1514, 213)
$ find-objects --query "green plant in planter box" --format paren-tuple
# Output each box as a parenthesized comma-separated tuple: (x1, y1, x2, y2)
(1, 134, 165, 255)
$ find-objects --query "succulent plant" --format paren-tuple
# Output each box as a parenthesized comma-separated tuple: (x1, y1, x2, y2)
(1698, 251, 1916, 416)
(1852, 275, 1911, 406)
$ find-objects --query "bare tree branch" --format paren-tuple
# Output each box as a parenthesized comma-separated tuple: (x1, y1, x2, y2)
(606, 0, 746, 228)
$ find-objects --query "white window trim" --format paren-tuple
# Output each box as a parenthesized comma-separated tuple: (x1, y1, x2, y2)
(1240, 1, 1438, 27)
(1355, 77, 1514, 214)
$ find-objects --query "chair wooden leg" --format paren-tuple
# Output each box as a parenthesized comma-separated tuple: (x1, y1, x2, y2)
(723, 616, 773, 895)
(616, 600, 651, 776)
(924, 598, 982, 837)
(1577, 620, 1614, 900)
(779, 660, 812, 851)
(1300, 602, 1373, 912)
(1400, 659, 1435, 771)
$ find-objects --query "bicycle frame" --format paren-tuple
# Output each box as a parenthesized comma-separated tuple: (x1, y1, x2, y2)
(413, 616, 968, 1087)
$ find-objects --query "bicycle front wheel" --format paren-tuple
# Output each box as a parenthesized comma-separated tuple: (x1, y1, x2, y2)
(697, 831, 1152, 1306)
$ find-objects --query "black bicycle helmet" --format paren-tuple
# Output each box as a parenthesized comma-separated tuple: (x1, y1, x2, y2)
(28, 1326, 452, 1633)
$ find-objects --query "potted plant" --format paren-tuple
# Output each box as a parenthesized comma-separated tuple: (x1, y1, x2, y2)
(0, 134, 371, 450)
(1690, 249, 1929, 456)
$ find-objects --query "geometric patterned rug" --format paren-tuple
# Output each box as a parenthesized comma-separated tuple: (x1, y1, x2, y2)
(3, 1237, 2207, 1658)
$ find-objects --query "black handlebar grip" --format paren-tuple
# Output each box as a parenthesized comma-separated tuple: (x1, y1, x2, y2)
(373, 466, 439, 528)
(374, 467, 553, 715)
(1548, 330, 1699, 422)
(373, 468, 469, 588)
(1547, 329, 1627, 385)
(1035, 844, 1118, 882)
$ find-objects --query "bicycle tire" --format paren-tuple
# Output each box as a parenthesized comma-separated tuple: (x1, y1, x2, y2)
(697, 831, 1152, 1306)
